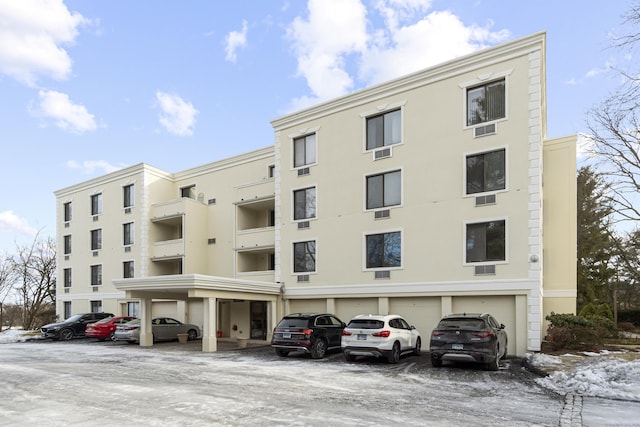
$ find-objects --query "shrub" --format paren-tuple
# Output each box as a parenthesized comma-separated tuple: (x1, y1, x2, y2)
(545, 312, 618, 350)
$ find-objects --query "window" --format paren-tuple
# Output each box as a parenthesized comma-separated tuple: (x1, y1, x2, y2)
(63, 202, 72, 222)
(64, 301, 71, 319)
(90, 229, 102, 251)
(366, 170, 401, 209)
(181, 185, 196, 199)
(466, 149, 506, 195)
(123, 184, 134, 208)
(293, 133, 316, 168)
(64, 235, 72, 255)
(127, 301, 140, 317)
(63, 268, 72, 288)
(90, 264, 102, 286)
(366, 231, 401, 268)
(91, 193, 103, 215)
(123, 261, 134, 279)
(123, 222, 134, 246)
(467, 79, 505, 126)
(293, 241, 316, 273)
(293, 187, 316, 220)
(466, 220, 506, 263)
(268, 164, 275, 178)
(90, 300, 102, 313)
(366, 109, 401, 150)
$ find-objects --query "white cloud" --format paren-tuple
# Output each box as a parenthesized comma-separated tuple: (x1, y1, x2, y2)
(225, 20, 248, 63)
(0, 0, 89, 86)
(155, 91, 199, 137)
(0, 211, 38, 237)
(33, 90, 97, 134)
(285, 0, 510, 108)
(66, 160, 125, 175)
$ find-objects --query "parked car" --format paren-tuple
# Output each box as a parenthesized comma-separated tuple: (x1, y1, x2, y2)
(341, 314, 421, 364)
(271, 313, 345, 359)
(429, 312, 508, 371)
(41, 312, 114, 341)
(113, 317, 201, 343)
(85, 316, 137, 341)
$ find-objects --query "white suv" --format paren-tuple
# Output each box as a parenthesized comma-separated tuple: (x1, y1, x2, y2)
(341, 314, 421, 363)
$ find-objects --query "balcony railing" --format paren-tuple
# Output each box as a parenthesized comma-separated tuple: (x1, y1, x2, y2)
(151, 239, 184, 260)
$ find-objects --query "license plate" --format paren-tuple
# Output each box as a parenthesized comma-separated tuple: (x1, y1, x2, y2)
(452, 343, 463, 350)
(357, 334, 367, 340)
(283, 333, 291, 339)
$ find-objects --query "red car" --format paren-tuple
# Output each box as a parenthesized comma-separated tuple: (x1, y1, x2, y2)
(85, 316, 137, 341)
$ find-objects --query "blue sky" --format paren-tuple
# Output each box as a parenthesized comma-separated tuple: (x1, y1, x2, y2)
(0, 0, 633, 254)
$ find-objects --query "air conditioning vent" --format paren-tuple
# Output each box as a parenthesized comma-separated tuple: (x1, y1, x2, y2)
(92, 215, 99, 222)
(124, 246, 131, 253)
(92, 251, 99, 257)
(297, 167, 310, 177)
(124, 207, 131, 214)
(475, 194, 496, 206)
(208, 238, 216, 244)
(64, 222, 70, 228)
(374, 209, 390, 219)
(64, 255, 69, 261)
(373, 147, 392, 160)
(92, 286, 99, 292)
(64, 288, 70, 293)
(474, 265, 496, 275)
(208, 198, 216, 205)
(375, 270, 391, 279)
(473, 123, 496, 138)
(297, 221, 310, 229)
(297, 274, 309, 283)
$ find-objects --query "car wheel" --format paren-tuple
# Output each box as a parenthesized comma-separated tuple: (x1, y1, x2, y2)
(127, 340, 136, 345)
(487, 345, 500, 371)
(344, 353, 356, 362)
(109, 331, 117, 342)
(275, 349, 289, 357)
(187, 329, 198, 341)
(59, 329, 73, 341)
(311, 339, 327, 359)
(430, 357, 443, 368)
(413, 337, 422, 356)
(387, 342, 401, 364)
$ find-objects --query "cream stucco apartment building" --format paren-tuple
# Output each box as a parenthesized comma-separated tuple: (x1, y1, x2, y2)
(54, 31, 576, 355)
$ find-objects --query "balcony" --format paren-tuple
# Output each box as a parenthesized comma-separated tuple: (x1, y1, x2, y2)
(235, 227, 275, 250)
(151, 239, 184, 260)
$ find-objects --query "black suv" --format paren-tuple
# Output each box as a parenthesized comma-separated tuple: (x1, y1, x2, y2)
(41, 312, 114, 341)
(271, 313, 345, 359)
(429, 312, 508, 370)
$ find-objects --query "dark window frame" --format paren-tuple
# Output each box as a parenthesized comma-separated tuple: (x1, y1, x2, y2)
(466, 79, 506, 126)
(366, 231, 402, 269)
(366, 108, 401, 150)
(466, 149, 506, 195)
(465, 220, 506, 263)
(293, 240, 316, 273)
(366, 170, 401, 210)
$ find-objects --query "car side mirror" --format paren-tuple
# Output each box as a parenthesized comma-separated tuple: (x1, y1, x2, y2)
(500, 324, 505, 329)
(410, 325, 415, 330)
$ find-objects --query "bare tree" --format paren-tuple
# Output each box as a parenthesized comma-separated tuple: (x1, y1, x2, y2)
(0, 254, 15, 331)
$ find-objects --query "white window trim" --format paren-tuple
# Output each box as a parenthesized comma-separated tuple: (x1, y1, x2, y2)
(361, 100, 407, 153)
(90, 190, 104, 216)
(462, 145, 509, 198)
(362, 228, 404, 271)
(459, 69, 512, 130)
(122, 181, 136, 210)
(462, 217, 509, 266)
(123, 222, 135, 247)
(289, 126, 320, 171)
(291, 183, 318, 223)
(291, 238, 318, 276)
(363, 167, 404, 212)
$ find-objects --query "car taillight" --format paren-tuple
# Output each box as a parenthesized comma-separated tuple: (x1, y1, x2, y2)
(472, 331, 495, 338)
(125, 326, 138, 331)
(342, 330, 352, 336)
(303, 329, 313, 336)
(372, 330, 390, 337)
(431, 331, 445, 337)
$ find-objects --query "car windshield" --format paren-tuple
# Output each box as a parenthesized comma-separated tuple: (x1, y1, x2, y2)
(277, 318, 309, 328)
(438, 318, 486, 329)
(347, 319, 384, 329)
(63, 314, 83, 323)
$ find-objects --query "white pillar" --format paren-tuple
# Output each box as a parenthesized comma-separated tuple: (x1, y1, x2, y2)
(202, 297, 217, 352)
(139, 297, 153, 347)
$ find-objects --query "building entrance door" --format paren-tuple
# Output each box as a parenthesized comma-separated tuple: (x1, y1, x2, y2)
(250, 301, 267, 340)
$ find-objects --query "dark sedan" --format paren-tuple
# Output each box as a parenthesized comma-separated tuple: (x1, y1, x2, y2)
(41, 312, 114, 341)
(429, 313, 508, 370)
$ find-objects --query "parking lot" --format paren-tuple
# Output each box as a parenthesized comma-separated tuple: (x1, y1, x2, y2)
(0, 338, 567, 426)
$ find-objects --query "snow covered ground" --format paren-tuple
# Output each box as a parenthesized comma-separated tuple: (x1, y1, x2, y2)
(1, 329, 639, 426)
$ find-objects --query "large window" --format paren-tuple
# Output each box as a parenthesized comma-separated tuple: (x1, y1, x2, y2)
(466, 149, 506, 194)
(90, 229, 102, 251)
(293, 133, 316, 168)
(123, 261, 134, 279)
(466, 220, 506, 263)
(63, 202, 72, 222)
(64, 301, 71, 319)
(467, 79, 505, 126)
(366, 170, 401, 209)
(90, 264, 102, 286)
(293, 187, 316, 220)
(123, 222, 134, 246)
(366, 231, 401, 268)
(63, 268, 72, 288)
(90, 300, 102, 313)
(64, 235, 72, 255)
(123, 184, 134, 208)
(293, 241, 316, 273)
(366, 109, 401, 150)
(91, 193, 102, 215)
(127, 301, 140, 317)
